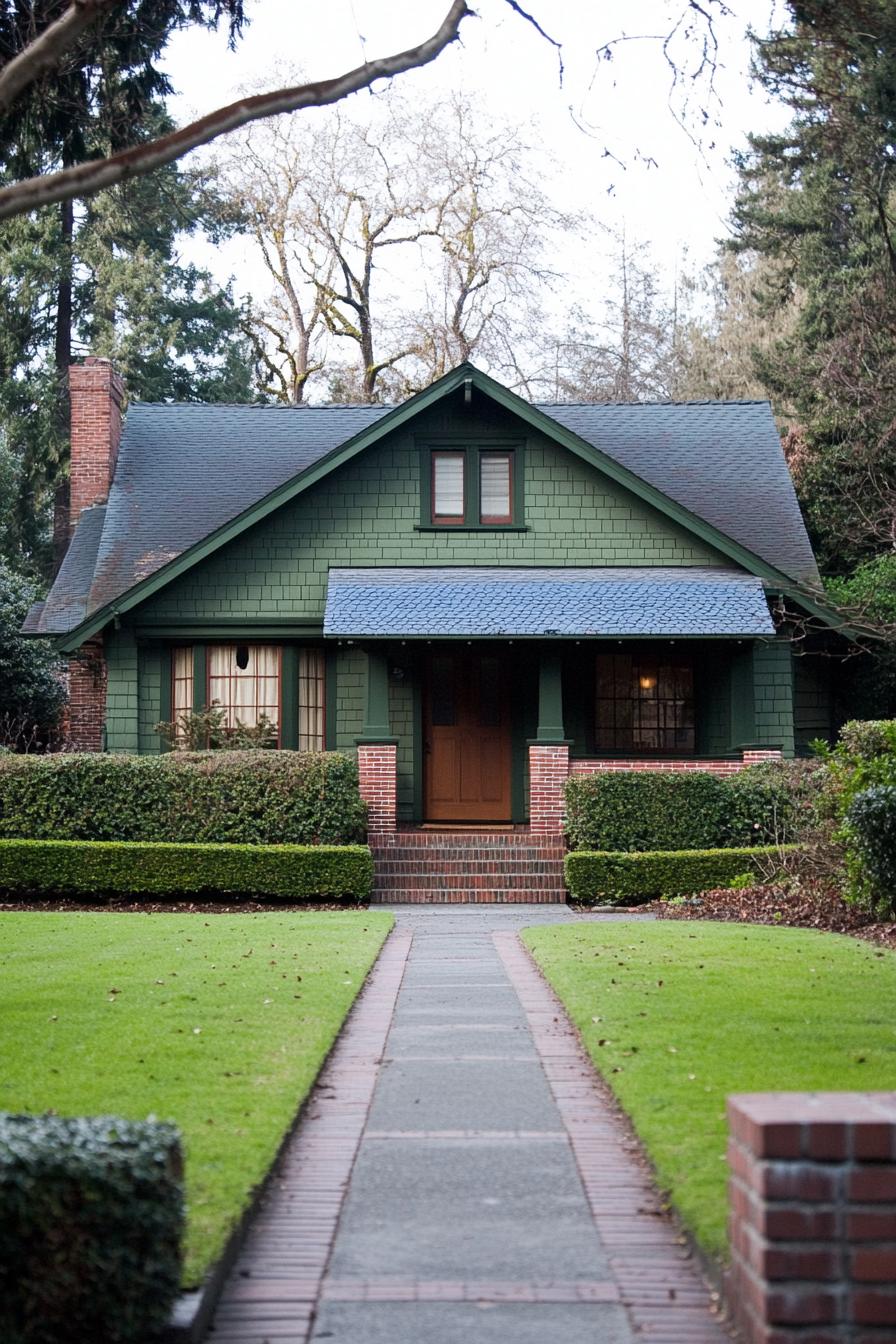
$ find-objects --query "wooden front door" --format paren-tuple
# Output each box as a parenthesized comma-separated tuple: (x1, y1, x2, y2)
(424, 652, 512, 822)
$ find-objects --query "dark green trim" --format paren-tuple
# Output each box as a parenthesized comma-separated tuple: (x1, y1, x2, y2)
(159, 647, 172, 752)
(54, 362, 844, 651)
(280, 647, 298, 750)
(191, 645, 207, 715)
(730, 645, 757, 751)
(536, 651, 566, 741)
(414, 525, 530, 533)
(325, 650, 337, 750)
(134, 624, 323, 640)
(359, 649, 391, 740)
(412, 668, 424, 824)
(510, 695, 526, 825)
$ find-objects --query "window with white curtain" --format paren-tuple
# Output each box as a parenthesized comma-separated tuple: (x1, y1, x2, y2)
(169, 645, 326, 749)
(298, 649, 325, 750)
(208, 645, 281, 738)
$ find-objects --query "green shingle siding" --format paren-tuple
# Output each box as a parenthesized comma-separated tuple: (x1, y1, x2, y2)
(753, 639, 795, 757)
(105, 630, 139, 752)
(137, 647, 163, 754)
(135, 428, 727, 626)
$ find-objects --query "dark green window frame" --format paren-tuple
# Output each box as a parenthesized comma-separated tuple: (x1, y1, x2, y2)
(417, 440, 527, 531)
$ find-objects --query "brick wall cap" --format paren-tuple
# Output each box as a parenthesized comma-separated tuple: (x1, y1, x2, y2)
(729, 1093, 896, 1126)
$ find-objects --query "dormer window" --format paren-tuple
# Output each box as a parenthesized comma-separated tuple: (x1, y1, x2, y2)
(426, 444, 522, 528)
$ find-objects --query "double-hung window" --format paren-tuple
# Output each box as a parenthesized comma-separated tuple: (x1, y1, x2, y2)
(427, 445, 519, 527)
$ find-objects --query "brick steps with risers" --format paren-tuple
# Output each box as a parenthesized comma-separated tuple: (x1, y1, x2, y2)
(371, 831, 568, 904)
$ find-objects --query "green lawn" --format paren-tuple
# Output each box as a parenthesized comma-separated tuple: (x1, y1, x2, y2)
(0, 911, 392, 1286)
(523, 921, 896, 1261)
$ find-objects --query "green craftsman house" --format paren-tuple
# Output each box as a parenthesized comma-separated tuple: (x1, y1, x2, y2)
(26, 357, 840, 836)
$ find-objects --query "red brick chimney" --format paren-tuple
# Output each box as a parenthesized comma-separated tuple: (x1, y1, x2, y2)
(68, 357, 125, 533)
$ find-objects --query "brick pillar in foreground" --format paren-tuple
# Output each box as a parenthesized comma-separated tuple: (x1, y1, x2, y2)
(357, 743, 397, 836)
(727, 1091, 896, 1343)
(65, 640, 107, 752)
(528, 743, 569, 834)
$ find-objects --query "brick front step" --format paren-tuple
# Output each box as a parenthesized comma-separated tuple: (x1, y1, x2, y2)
(370, 831, 568, 905)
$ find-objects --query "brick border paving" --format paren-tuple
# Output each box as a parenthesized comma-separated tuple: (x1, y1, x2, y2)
(205, 930, 412, 1344)
(494, 931, 733, 1342)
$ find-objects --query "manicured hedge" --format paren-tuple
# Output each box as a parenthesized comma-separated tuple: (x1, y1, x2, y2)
(846, 785, 896, 918)
(0, 1113, 183, 1344)
(564, 767, 801, 852)
(0, 750, 366, 844)
(0, 840, 373, 901)
(565, 845, 796, 904)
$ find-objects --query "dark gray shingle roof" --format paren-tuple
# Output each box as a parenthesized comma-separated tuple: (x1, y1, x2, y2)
(28, 385, 817, 638)
(323, 567, 776, 638)
(25, 505, 106, 635)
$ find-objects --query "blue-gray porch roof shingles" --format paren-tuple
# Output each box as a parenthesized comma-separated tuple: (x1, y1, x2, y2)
(28, 381, 817, 638)
(323, 567, 776, 639)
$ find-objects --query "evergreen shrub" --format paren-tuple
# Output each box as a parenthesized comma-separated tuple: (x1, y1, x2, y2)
(0, 1113, 182, 1344)
(565, 845, 795, 904)
(0, 750, 366, 844)
(0, 840, 373, 901)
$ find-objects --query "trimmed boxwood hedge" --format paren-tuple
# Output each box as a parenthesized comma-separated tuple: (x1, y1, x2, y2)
(0, 839, 373, 901)
(565, 845, 796, 904)
(564, 767, 798, 851)
(0, 1113, 183, 1344)
(0, 750, 366, 845)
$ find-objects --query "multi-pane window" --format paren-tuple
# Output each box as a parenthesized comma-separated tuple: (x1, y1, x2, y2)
(298, 649, 325, 750)
(169, 645, 325, 749)
(428, 447, 518, 526)
(432, 452, 465, 523)
(208, 645, 281, 738)
(172, 646, 193, 722)
(595, 653, 695, 754)
(479, 453, 512, 523)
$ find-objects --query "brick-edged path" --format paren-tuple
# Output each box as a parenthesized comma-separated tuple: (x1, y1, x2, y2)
(207, 907, 729, 1343)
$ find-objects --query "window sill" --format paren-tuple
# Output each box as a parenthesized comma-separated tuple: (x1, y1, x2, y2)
(414, 524, 530, 533)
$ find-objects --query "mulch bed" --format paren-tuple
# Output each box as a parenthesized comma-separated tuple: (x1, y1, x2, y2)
(648, 884, 896, 951)
(0, 897, 359, 914)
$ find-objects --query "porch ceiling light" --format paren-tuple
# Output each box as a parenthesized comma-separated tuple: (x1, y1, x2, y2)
(639, 674, 657, 691)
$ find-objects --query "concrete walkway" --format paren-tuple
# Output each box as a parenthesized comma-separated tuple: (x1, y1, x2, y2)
(207, 907, 729, 1343)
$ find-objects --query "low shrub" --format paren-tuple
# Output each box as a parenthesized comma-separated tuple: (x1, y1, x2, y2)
(0, 1113, 183, 1344)
(565, 845, 796, 905)
(0, 840, 373, 901)
(845, 786, 896, 918)
(722, 759, 820, 844)
(564, 771, 731, 851)
(0, 750, 367, 845)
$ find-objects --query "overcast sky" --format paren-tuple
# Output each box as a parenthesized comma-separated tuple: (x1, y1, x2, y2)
(161, 0, 791, 345)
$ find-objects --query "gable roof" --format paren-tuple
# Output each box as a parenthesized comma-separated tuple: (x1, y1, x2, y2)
(30, 363, 823, 647)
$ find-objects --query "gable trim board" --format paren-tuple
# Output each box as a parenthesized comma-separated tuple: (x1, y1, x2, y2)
(42, 364, 840, 653)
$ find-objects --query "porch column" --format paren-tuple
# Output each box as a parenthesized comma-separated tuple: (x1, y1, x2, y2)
(356, 648, 397, 836)
(529, 650, 570, 834)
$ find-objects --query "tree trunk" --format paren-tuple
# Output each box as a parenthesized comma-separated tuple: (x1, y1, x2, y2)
(51, 193, 74, 573)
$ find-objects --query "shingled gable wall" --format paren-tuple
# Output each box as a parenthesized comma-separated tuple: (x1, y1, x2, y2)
(63, 359, 125, 751)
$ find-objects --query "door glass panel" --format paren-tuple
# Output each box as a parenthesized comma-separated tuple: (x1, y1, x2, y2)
(430, 656, 456, 725)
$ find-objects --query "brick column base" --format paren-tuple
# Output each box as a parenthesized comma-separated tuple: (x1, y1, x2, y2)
(743, 749, 784, 766)
(528, 743, 569, 834)
(65, 641, 106, 752)
(357, 743, 397, 836)
(727, 1092, 896, 1343)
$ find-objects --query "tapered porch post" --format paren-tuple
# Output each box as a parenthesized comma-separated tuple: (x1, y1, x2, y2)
(356, 648, 397, 836)
(529, 650, 570, 834)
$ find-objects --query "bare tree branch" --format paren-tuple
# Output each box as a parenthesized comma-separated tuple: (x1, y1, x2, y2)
(0, 0, 120, 111)
(0, 0, 472, 220)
